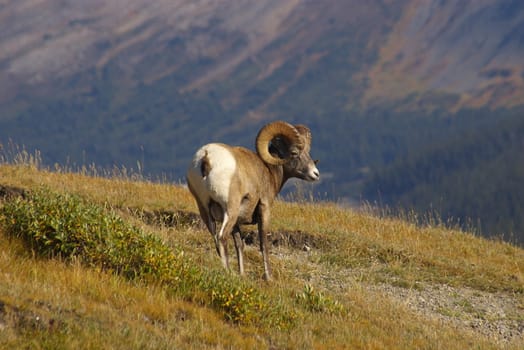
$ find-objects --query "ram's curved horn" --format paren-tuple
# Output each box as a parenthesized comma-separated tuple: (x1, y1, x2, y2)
(256, 121, 303, 165)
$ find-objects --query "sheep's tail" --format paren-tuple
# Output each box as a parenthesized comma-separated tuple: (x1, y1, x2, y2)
(200, 150, 211, 177)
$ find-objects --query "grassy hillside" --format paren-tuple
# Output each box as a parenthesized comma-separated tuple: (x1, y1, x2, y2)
(0, 160, 523, 349)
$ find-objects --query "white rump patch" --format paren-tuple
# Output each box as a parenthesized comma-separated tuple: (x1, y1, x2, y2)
(186, 143, 236, 209)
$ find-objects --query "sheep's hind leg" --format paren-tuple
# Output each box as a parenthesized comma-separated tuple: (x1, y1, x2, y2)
(216, 211, 238, 270)
(215, 213, 229, 269)
(232, 225, 245, 275)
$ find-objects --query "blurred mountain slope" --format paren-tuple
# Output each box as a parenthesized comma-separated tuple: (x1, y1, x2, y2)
(0, 0, 523, 243)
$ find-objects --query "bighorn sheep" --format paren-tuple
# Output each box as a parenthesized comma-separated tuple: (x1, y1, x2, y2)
(186, 121, 319, 280)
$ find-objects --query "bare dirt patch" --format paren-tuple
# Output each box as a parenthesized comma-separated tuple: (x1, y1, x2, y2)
(0, 298, 67, 333)
(243, 229, 326, 251)
(130, 207, 327, 252)
(126, 208, 203, 229)
(0, 185, 26, 201)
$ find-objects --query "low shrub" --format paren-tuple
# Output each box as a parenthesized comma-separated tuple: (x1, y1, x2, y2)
(0, 188, 188, 281)
(0, 188, 295, 328)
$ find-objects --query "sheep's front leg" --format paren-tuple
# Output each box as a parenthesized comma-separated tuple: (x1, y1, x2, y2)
(257, 202, 272, 281)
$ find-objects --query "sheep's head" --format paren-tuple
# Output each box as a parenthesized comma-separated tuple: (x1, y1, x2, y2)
(256, 121, 320, 181)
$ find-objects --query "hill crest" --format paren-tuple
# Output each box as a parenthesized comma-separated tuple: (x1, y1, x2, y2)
(0, 163, 523, 348)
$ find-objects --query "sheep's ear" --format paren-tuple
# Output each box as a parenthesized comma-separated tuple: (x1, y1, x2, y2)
(294, 124, 312, 152)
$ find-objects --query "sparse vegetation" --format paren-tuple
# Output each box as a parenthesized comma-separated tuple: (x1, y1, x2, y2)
(0, 161, 522, 349)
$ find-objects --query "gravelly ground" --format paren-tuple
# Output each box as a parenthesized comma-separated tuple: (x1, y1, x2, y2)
(278, 246, 524, 348)
(368, 282, 524, 346)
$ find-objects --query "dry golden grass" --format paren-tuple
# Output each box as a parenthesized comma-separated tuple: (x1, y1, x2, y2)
(273, 200, 523, 291)
(0, 237, 263, 349)
(1, 163, 522, 349)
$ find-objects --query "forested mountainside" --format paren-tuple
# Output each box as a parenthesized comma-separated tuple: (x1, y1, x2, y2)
(0, 0, 523, 243)
(364, 107, 524, 242)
